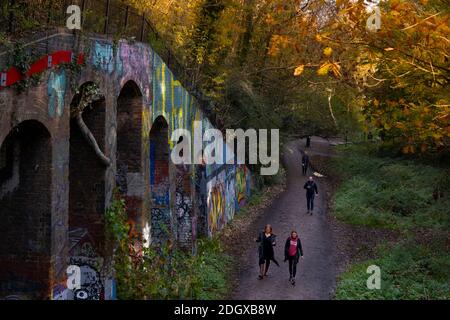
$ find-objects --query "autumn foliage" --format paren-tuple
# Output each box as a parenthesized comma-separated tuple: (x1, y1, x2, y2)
(128, 0, 449, 153)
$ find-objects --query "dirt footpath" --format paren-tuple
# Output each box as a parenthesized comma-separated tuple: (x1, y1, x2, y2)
(233, 137, 336, 300)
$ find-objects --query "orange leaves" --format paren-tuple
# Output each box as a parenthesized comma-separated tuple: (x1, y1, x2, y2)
(367, 99, 449, 153)
(268, 34, 291, 56)
(265, 14, 275, 26)
(402, 145, 416, 154)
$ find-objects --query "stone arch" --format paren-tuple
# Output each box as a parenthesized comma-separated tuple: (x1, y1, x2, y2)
(0, 120, 52, 299)
(149, 115, 171, 245)
(116, 80, 146, 250)
(68, 82, 107, 300)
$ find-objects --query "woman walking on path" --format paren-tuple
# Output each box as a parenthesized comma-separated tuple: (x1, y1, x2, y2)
(256, 224, 279, 280)
(284, 230, 304, 286)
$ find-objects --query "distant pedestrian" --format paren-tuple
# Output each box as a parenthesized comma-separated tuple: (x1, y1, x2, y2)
(284, 230, 304, 286)
(306, 136, 311, 148)
(304, 176, 318, 215)
(367, 131, 373, 141)
(301, 152, 309, 176)
(256, 224, 279, 280)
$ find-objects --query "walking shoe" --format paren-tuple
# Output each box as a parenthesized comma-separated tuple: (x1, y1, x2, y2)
(258, 275, 263, 280)
(291, 278, 296, 286)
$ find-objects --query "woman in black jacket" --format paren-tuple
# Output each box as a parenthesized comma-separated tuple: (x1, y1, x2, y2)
(284, 230, 304, 285)
(256, 224, 279, 280)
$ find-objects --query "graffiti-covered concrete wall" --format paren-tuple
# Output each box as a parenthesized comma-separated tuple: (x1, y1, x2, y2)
(0, 29, 252, 300)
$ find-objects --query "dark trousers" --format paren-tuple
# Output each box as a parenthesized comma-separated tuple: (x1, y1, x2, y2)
(288, 257, 298, 278)
(306, 193, 315, 211)
(302, 164, 308, 175)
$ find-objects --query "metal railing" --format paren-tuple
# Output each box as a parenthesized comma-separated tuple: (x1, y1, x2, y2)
(2, 0, 151, 42)
(2, 1, 190, 88)
(1, 0, 213, 122)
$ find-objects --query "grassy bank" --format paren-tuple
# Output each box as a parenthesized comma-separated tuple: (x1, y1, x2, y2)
(329, 144, 450, 299)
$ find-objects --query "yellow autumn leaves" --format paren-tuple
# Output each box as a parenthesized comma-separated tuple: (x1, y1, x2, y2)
(317, 62, 342, 77)
(293, 46, 341, 77)
(323, 47, 333, 57)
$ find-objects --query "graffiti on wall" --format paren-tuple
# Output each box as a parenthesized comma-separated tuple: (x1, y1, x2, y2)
(175, 165, 193, 246)
(152, 52, 196, 146)
(47, 70, 66, 118)
(0, 34, 258, 301)
(62, 228, 104, 300)
(194, 163, 207, 238)
(235, 165, 250, 210)
(93, 42, 114, 74)
(207, 170, 226, 237)
(117, 42, 152, 102)
(225, 166, 236, 222)
(52, 228, 105, 300)
(151, 52, 254, 238)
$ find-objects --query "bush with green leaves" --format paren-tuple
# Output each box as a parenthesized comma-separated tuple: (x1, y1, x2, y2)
(105, 192, 232, 300)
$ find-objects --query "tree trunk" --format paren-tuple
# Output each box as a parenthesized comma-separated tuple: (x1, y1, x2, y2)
(75, 112, 111, 167)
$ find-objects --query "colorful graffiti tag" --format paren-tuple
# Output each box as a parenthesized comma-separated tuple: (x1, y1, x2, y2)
(225, 166, 236, 222)
(152, 52, 196, 146)
(207, 170, 226, 237)
(92, 42, 114, 74)
(235, 165, 250, 210)
(117, 42, 152, 101)
(47, 70, 66, 118)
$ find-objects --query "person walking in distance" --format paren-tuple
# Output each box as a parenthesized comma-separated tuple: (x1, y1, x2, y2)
(301, 152, 309, 176)
(306, 135, 311, 148)
(284, 230, 304, 286)
(256, 224, 279, 280)
(304, 176, 318, 215)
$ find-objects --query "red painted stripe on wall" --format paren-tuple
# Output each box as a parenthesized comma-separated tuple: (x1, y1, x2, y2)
(0, 51, 84, 90)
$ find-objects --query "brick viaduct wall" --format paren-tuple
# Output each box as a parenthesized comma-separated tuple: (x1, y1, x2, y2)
(0, 30, 253, 300)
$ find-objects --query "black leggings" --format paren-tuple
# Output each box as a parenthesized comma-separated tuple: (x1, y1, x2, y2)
(306, 193, 315, 211)
(288, 257, 298, 278)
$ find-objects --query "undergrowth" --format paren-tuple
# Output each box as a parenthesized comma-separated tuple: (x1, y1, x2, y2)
(331, 143, 449, 300)
(105, 192, 232, 300)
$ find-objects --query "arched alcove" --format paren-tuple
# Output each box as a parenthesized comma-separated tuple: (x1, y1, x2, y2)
(0, 120, 52, 299)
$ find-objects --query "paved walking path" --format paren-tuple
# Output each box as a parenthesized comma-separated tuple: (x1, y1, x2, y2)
(233, 137, 336, 300)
